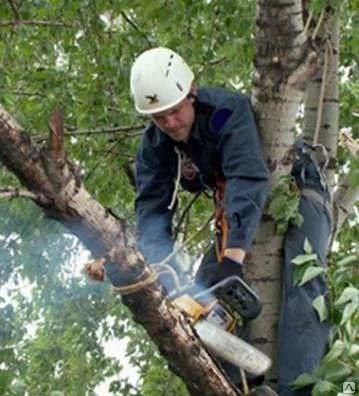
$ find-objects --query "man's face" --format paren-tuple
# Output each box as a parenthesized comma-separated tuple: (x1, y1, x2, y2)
(151, 97, 195, 142)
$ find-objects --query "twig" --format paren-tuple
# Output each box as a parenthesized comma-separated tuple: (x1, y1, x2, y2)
(330, 173, 359, 249)
(0, 187, 37, 200)
(312, 9, 325, 41)
(84, 140, 119, 181)
(159, 213, 214, 267)
(174, 192, 201, 239)
(7, 0, 20, 20)
(0, 89, 46, 97)
(0, 20, 75, 28)
(208, 57, 227, 66)
(32, 125, 144, 142)
(63, 124, 145, 136)
(313, 41, 329, 146)
(120, 11, 151, 45)
(303, 10, 313, 35)
(340, 130, 359, 156)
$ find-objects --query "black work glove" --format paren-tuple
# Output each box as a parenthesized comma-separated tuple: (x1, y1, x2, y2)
(195, 256, 244, 288)
(218, 256, 244, 281)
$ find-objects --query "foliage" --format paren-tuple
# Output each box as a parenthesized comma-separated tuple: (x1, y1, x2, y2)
(292, 220, 359, 394)
(291, 238, 326, 288)
(268, 175, 303, 235)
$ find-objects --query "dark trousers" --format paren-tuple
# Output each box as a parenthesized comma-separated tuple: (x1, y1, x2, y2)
(195, 196, 331, 394)
(277, 196, 331, 395)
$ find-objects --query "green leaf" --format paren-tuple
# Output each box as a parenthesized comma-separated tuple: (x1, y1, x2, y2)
(312, 380, 335, 396)
(303, 238, 313, 254)
(349, 344, 359, 356)
(337, 255, 358, 266)
(335, 287, 359, 306)
(299, 266, 325, 286)
(312, 295, 328, 322)
(291, 372, 316, 389)
(291, 253, 318, 266)
(340, 302, 357, 325)
(322, 340, 345, 364)
(323, 361, 352, 382)
(293, 212, 304, 227)
(293, 263, 309, 286)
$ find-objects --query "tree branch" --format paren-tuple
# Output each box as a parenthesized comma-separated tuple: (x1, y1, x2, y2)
(332, 132, 359, 235)
(0, 88, 46, 97)
(7, 0, 20, 20)
(0, 20, 75, 28)
(174, 192, 202, 239)
(0, 103, 240, 395)
(120, 11, 151, 45)
(0, 187, 37, 200)
(64, 124, 145, 136)
(32, 124, 145, 142)
(332, 173, 359, 237)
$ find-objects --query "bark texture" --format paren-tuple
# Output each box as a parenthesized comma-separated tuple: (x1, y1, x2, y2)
(253, 0, 316, 183)
(332, 173, 359, 236)
(0, 104, 240, 396)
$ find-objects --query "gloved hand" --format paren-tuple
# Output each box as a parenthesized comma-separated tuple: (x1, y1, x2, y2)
(195, 256, 244, 288)
(219, 256, 244, 280)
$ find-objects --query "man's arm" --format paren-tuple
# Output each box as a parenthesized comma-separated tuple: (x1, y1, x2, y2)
(213, 95, 269, 260)
(135, 140, 175, 264)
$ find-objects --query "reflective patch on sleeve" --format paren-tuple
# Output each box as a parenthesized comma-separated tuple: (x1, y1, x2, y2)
(211, 108, 233, 134)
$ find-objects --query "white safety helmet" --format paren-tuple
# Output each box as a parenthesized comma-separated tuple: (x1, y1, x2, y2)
(130, 47, 194, 115)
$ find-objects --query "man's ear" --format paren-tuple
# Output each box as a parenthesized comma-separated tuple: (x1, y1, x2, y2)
(188, 84, 197, 102)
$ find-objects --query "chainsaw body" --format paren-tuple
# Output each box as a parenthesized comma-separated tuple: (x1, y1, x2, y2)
(171, 276, 271, 375)
(172, 275, 262, 329)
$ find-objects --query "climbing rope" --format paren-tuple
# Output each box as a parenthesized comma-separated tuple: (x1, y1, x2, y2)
(112, 267, 159, 295)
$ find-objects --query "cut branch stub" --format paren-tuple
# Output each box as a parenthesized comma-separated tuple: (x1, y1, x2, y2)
(48, 106, 65, 162)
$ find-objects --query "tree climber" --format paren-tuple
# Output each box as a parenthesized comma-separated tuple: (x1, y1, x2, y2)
(130, 47, 274, 393)
(131, 47, 269, 291)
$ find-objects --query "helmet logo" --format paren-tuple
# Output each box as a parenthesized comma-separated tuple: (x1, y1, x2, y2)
(145, 94, 159, 104)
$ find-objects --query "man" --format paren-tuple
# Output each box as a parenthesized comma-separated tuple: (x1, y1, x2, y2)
(131, 47, 269, 291)
(129, 48, 332, 396)
(130, 47, 276, 394)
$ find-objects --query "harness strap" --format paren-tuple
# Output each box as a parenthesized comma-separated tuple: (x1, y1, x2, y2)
(301, 188, 332, 218)
(214, 177, 228, 262)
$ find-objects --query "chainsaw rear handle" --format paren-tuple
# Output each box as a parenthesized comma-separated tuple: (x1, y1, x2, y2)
(195, 275, 262, 321)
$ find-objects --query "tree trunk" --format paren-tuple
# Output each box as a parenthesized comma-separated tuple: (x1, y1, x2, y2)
(250, 0, 318, 384)
(0, 105, 240, 396)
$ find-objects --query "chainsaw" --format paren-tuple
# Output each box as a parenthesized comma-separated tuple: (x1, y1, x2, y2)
(169, 275, 271, 376)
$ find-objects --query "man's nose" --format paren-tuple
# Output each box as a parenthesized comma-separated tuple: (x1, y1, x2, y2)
(164, 115, 177, 129)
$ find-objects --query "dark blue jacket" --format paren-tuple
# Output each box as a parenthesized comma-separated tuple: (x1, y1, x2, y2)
(135, 87, 269, 264)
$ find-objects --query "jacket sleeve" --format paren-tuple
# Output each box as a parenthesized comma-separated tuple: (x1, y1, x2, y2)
(213, 95, 269, 251)
(135, 138, 175, 263)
